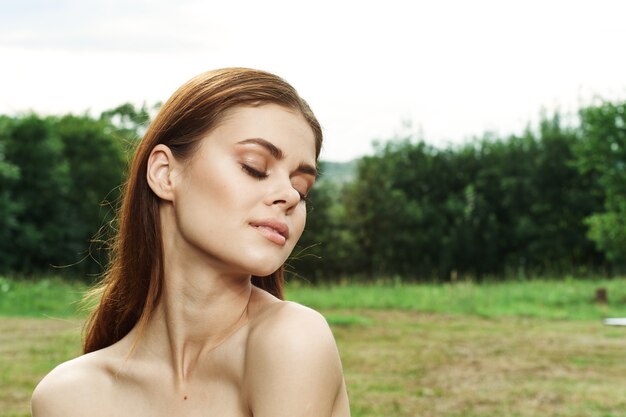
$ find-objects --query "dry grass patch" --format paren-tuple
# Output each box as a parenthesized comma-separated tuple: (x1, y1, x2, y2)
(331, 310, 626, 417)
(0, 318, 82, 417)
(2, 311, 626, 417)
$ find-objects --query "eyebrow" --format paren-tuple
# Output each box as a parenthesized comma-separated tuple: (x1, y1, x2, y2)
(238, 138, 283, 159)
(237, 137, 318, 178)
(296, 162, 318, 178)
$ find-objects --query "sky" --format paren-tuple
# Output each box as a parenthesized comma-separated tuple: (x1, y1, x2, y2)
(1, 0, 625, 161)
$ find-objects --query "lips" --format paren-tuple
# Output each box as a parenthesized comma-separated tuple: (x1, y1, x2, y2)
(250, 220, 289, 246)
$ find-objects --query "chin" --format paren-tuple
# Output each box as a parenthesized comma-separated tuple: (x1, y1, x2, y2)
(242, 251, 290, 277)
(247, 262, 284, 278)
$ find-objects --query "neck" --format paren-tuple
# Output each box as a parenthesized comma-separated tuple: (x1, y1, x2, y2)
(138, 252, 253, 384)
(129, 204, 257, 384)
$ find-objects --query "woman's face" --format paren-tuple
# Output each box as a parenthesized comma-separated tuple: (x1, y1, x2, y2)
(168, 103, 317, 277)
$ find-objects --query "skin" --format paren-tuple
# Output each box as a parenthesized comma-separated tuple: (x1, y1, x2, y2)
(31, 104, 351, 417)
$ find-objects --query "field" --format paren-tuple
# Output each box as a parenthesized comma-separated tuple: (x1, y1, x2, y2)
(2, 277, 626, 417)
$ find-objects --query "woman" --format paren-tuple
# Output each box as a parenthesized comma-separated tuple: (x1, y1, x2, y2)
(32, 68, 351, 417)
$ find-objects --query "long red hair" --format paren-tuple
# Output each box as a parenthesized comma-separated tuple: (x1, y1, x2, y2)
(83, 68, 323, 353)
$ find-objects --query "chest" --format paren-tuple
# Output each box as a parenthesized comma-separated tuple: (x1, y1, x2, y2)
(100, 340, 250, 417)
(106, 381, 251, 417)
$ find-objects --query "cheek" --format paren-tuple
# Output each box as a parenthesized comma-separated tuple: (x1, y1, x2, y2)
(185, 161, 241, 205)
(174, 169, 234, 230)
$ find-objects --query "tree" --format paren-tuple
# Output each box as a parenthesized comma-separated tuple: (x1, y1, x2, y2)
(2, 115, 73, 273)
(289, 162, 359, 283)
(54, 114, 127, 273)
(0, 116, 21, 271)
(575, 101, 626, 265)
(100, 102, 157, 147)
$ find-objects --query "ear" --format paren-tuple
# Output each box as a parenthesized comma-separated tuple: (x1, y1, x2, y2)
(147, 144, 178, 202)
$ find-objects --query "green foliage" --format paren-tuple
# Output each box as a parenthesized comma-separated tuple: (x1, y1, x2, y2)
(278, 101, 626, 281)
(575, 101, 626, 262)
(0, 118, 22, 269)
(54, 114, 126, 272)
(0, 104, 145, 277)
(1, 115, 73, 272)
(2, 99, 626, 281)
(327, 112, 605, 281)
(290, 161, 359, 282)
(99, 101, 156, 144)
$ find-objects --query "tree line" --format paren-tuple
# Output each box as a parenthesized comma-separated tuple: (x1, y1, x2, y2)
(1, 101, 625, 282)
(0, 104, 152, 277)
(295, 101, 626, 282)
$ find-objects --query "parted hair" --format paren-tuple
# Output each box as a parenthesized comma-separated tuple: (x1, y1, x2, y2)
(83, 68, 323, 354)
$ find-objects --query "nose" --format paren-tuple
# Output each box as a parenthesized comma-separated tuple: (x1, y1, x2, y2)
(265, 176, 301, 210)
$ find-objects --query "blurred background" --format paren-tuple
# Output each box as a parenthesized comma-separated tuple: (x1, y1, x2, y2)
(2, 0, 626, 279)
(2, 1, 626, 416)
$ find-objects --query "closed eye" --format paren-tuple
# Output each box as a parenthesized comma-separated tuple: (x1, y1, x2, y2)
(242, 163, 309, 203)
(241, 164, 268, 179)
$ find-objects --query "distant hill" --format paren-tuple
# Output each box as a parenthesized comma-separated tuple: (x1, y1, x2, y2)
(319, 160, 357, 184)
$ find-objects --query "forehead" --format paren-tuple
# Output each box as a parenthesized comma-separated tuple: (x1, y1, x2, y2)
(207, 104, 317, 161)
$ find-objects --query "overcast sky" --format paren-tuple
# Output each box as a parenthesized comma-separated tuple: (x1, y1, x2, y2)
(1, 0, 625, 161)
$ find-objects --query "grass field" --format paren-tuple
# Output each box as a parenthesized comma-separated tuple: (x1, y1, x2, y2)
(2, 277, 626, 416)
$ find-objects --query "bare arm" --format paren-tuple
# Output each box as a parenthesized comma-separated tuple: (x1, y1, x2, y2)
(244, 302, 350, 417)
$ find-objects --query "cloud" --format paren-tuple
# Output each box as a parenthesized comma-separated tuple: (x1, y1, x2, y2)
(3, 31, 205, 54)
(0, 0, 211, 53)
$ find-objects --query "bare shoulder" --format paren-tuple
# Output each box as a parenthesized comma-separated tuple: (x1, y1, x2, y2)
(31, 350, 114, 417)
(247, 286, 336, 346)
(244, 299, 348, 416)
(249, 298, 334, 342)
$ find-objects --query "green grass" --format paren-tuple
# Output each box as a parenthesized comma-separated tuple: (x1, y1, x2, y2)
(0, 277, 88, 318)
(3, 276, 626, 320)
(2, 277, 626, 417)
(286, 278, 626, 320)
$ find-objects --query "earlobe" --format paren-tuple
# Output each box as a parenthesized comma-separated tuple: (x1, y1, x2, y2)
(147, 144, 176, 201)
